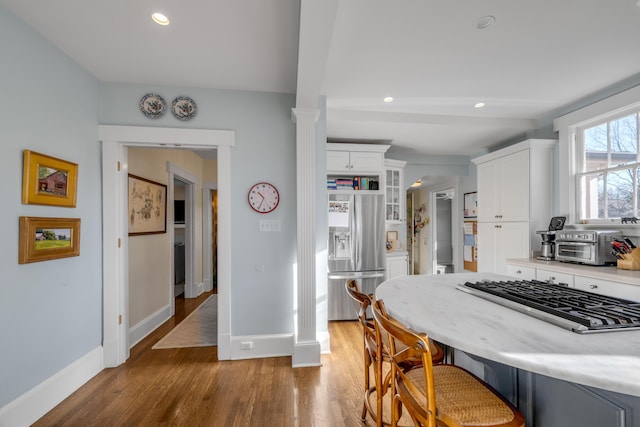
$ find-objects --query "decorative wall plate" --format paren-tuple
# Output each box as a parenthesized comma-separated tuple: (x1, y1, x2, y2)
(171, 96, 197, 121)
(139, 93, 167, 119)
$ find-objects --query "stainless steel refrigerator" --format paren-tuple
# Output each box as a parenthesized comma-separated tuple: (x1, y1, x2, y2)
(327, 193, 386, 320)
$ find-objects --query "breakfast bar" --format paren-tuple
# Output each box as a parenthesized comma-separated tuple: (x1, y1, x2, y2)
(376, 272, 640, 427)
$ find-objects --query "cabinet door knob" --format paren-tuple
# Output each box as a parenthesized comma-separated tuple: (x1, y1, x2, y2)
(516, 270, 522, 274)
(590, 284, 598, 289)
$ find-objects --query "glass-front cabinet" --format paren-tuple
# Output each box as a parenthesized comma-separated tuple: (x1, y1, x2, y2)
(384, 159, 406, 223)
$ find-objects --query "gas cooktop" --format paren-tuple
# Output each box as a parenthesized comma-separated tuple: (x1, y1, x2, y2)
(457, 280, 640, 334)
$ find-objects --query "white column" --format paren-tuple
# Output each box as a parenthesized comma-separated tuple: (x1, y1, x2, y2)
(291, 108, 321, 367)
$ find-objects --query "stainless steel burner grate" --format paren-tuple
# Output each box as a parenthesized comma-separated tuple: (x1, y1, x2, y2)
(457, 280, 640, 333)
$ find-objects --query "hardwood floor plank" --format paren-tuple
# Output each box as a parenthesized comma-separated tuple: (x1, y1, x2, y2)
(33, 297, 375, 427)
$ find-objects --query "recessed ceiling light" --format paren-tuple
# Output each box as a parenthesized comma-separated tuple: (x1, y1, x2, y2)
(383, 97, 394, 103)
(474, 102, 486, 108)
(151, 12, 170, 26)
(475, 15, 495, 30)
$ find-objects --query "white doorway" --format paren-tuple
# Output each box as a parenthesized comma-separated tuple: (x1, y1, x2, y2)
(100, 125, 234, 367)
(425, 179, 461, 275)
(434, 189, 454, 274)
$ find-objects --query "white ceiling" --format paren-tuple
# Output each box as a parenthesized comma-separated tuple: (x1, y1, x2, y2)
(3, 0, 640, 158)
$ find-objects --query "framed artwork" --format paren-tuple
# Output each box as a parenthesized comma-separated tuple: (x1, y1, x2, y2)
(128, 174, 167, 235)
(22, 150, 78, 207)
(464, 192, 478, 218)
(19, 217, 81, 264)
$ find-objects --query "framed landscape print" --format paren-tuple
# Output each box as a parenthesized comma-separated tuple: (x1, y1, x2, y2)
(128, 174, 167, 235)
(22, 150, 78, 207)
(18, 217, 81, 264)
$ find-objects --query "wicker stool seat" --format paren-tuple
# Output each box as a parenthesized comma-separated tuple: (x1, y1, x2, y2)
(372, 298, 524, 427)
(406, 365, 521, 426)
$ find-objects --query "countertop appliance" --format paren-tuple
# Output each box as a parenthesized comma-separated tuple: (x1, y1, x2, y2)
(536, 216, 565, 261)
(327, 193, 385, 320)
(457, 279, 640, 333)
(555, 229, 622, 265)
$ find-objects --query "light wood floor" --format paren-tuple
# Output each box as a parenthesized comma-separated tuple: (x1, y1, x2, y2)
(34, 293, 374, 427)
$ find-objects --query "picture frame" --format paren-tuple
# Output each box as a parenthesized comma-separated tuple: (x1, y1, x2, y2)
(22, 150, 78, 207)
(128, 174, 167, 235)
(19, 217, 81, 264)
(464, 191, 478, 218)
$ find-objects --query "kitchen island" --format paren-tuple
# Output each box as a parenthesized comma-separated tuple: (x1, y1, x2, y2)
(376, 272, 640, 427)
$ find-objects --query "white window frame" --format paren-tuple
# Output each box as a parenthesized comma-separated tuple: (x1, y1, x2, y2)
(575, 110, 640, 222)
(554, 85, 640, 229)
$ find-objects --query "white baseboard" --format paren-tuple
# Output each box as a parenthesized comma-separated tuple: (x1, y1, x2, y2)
(0, 346, 103, 427)
(195, 281, 204, 295)
(129, 304, 171, 348)
(230, 334, 294, 360)
(318, 330, 331, 354)
(293, 340, 322, 367)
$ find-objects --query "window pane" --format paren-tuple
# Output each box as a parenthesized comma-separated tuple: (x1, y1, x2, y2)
(580, 173, 604, 219)
(583, 123, 608, 172)
(609, 114, 638, 167)
(606, 169, 634, 218)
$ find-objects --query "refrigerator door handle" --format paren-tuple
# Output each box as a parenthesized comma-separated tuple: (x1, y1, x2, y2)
(327, 271, 385, 280)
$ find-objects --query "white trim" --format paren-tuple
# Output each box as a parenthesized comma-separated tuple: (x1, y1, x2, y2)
(230, 334, 294, 360)
(0, 347, 103, 427)
(215, 145, 232, 360)
(100, 125, 234, 367)
(425, 178, 461, 275)
(128, 304, 171, 348)
(324, 142, 390, 153)
(167, 162, 198, 300)
(553, 85, 640, 131)
(202, 182, 217, 293)
(553, 85, 640, 224)
(99, 125, 235, 148)
(167, 162, 201, 186)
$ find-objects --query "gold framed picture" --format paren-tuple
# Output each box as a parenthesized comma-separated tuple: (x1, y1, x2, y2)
(18, 217, 81, 264)
(128, 174, 167, 235)
(22, 150, 78, 207)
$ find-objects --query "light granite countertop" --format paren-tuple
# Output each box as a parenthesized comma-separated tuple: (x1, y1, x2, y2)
(376, 272, 640, 397)
(507, 258, 640, 286)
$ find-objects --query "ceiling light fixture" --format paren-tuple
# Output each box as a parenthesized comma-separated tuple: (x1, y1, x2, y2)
(475, 15, 495, 30)
(151, 12, 170, 26)
(410, 180, 422, 188)
(474, 102, 486, 108)
(383, 97, 394, 103)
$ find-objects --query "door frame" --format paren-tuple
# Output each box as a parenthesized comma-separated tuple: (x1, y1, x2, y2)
(99, 125, 234, 366)
(168, 164, 200, 313)
(202, 182, 217, 293)
(426, 178, 461, 275)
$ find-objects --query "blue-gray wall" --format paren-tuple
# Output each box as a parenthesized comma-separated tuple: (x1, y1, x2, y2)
(0, 5, 102, 407)
(101, 83, 298, 336)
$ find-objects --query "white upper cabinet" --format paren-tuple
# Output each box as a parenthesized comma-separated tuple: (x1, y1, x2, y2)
(326, 143, 390, 194)
(476, 149, 530, 222)
(326, 144, 388, 174)
(384, 159, 406, 223)
(473, 139, 556, 273)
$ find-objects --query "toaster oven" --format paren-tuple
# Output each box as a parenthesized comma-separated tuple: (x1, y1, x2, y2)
(555, 230, 622, 265)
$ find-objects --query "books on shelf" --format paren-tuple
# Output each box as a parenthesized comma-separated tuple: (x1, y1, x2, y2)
(327, 177, 379, 191)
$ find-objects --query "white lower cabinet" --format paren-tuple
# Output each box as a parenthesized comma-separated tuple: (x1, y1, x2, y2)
(536, 268, 574, 287)
(386, 254, 408, 280)
(574, 275, 640, 301)
(506, 264, 536, 281)
(478, 222, 530, 276)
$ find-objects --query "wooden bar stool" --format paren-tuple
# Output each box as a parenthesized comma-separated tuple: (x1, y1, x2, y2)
(345, 280, 444, 427)
(372, 298, 525, 427)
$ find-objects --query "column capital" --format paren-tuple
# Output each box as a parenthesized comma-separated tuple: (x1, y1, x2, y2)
(291, 108, 320, 124)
